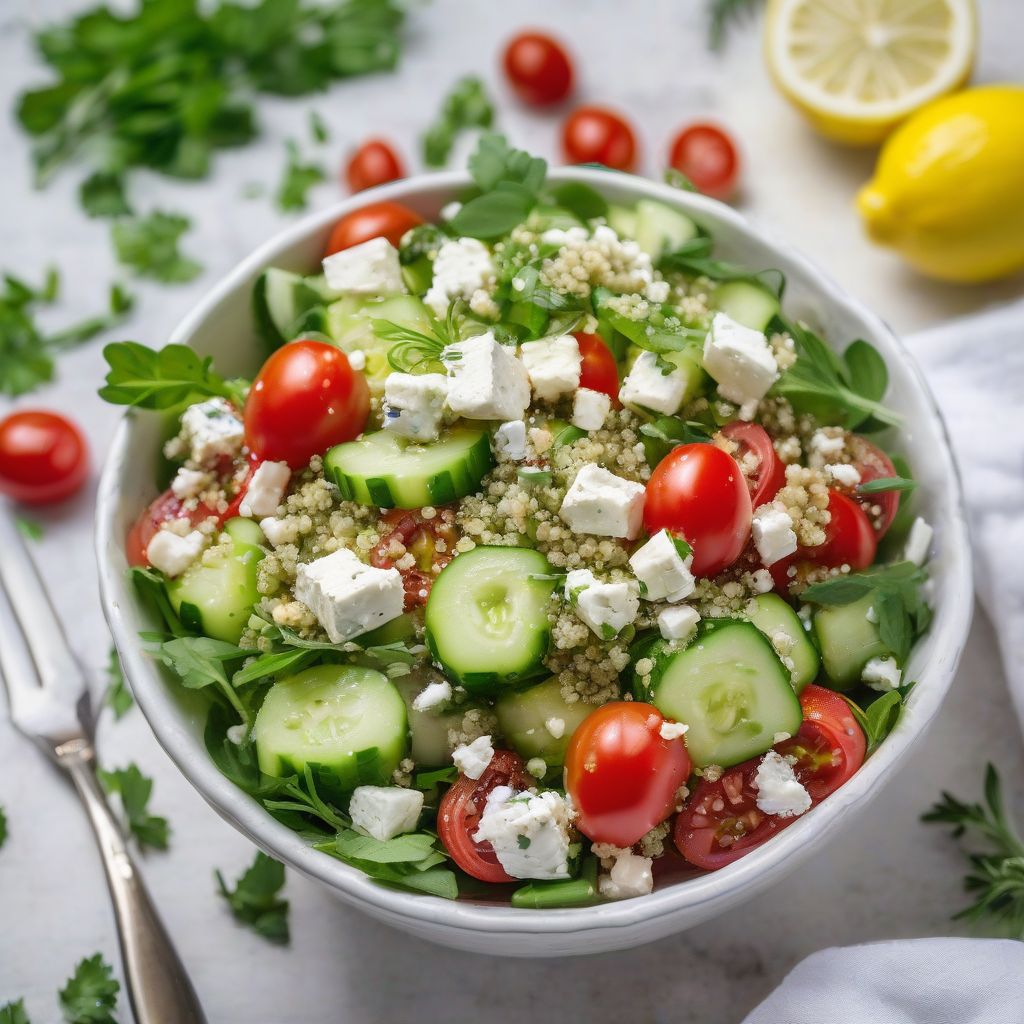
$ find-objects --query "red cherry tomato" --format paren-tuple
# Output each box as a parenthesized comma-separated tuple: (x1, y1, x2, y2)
(0, 410, 89, 505)
(345, 140, 405, 193)
(812, 489, 877, 570)
(564, 702, 691, 848)
(125, 489, 219, 567)
(720, 422, 785, 509)
(847, 434, 900, 539)
(244, 340, 369, 468)
(574, 332, 620, 404)
(437, 749, 529, 883)
(324, 201, 423, 256)
(502, 31, 574, 106)
(643, 443, 752, 577)
(668, 123, 740, 201)
(562, 106, 638, 171)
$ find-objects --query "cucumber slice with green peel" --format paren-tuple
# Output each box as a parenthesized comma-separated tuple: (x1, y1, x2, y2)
(744, 593, 820, 693)
(644, 621, 802, 768)
(394, 676, 482, 767)
(325, 427, 493, 510)
(546, 419, 587, 448)
(223, 517, 265, 547)
(813, 594, 893, 690)
(361, 613, 417, 647)
(495, 676, 599, 766)
(712, 280, 781, 332)
(606, 204, 638, 240)
(255, 665, 408, 790)
(634, 199, 699, 259)
(662, 349, 710, 403)
(253, 268, 332, 351)
(425, 546, 557, 695)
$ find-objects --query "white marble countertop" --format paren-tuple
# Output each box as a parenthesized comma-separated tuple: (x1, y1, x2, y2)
(1, 1, 1022, 1021)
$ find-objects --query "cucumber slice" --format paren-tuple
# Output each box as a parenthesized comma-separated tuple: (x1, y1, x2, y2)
(712, 280, 781, 332)
(813, 593, 893, 690)
(744, 593, 820, 693)
(253, 268, 331, 351)
(325, 427, 493, 510)
(223, 517, 265, 547)
(644, 621, 802, 767)
(425, 547, 557, 695)
(495, 676, 599, 766)
(634, 199, 699, 259)
(394, 675, 483, 767)
(606, 204, 638, 239)
(255, 665, 408, 790)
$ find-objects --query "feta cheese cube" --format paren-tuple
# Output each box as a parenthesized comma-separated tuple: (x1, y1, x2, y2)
(452, 734, 494, 779)
(179, 398, 244, 467)
(382, 372, 448, 440)
(753, 750, 811, 818)
(294, 548, 404, 643)
(646, 279, 671, 303)
(425, 237, 494, 317)
(862, 655, 902, 692)
(259, 517, 299, 547)
(564, 568, 639, 638)
(411, 680, 452, 713)
(170, 467, 209, 500)
(826, 463, 861, 488)
(596, 847, 654, 900)
(659, 720, 688, 741)
(619, 351, 687, 415)
(544, 717, 565, 739)
(572, 388, 611, 432)
(904, 517, 933, 567)
(520, 334, 582, 401)
(442, 332, 531, 421)
(629, 529, 696, 602)
(559, 463, 646, 539)
(349, 786, 424, 842)
(239, 461, 290, 518)
(472, 786, 573, 880)
(752, 506, 798, 566)
(322, 237, 405, 294)
(657, 604, 700, 641)
(493, 420, 528, 460)
(146, 529, 205, 578)
(702, 313, 778, 405)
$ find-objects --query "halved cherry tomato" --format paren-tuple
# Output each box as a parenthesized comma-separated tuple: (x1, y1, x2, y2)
(811, 489, 877, 570)
(847, 434, 900, 539)
(720, 422, 784, 509)
(125, 489, 219, 567)
(564, 702, 690, 848)
(562, 106, 638, 171)
(575, 332, 620, 404)
(438, 749, 529, 883)
(324, 201, 423, 256)
(345, 140, 405, 193)
(0, 410, 89, 505)
(502, 31, 574, 106)
(668, 123, 740, 201)
(643, 443, 752, 577)
(371, 506, 458, 608)
(244, 340, 369, 468)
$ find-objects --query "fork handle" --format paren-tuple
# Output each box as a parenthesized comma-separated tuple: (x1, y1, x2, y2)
(66, 757, 207, 1024)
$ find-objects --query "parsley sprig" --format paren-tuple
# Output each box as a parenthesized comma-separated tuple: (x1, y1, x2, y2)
(0, 804, 7, 851)
(111, 211, 202, 283)
(98, 763, 170, 851)
(216, 851, 290, 944)
(422, 77, 494, 167)
(276, 140, 326, 212)
(103, 647, 133, 721)
(58, 954, 119, 1024)
(707, 0, 765, 50)
(0, 999, 29, 1024)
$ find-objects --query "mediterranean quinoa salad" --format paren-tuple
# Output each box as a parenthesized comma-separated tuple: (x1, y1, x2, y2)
(103, 135, 935, 906)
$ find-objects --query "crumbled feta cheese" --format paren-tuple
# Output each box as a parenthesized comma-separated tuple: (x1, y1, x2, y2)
(629, 529, 696, 602)
(347, 349, 367, 372)
(659, 720, 688, 741)
(809, 429, 845, 457)
(146, 529, 205, 578)
(866, 604, 879, 623)
(826, 463, 861, 488)
(646, 279, 671, 303)
(322, 237, 406, 294)
(572, 388, 612, 431)
(425, 237, 494, 317)
(526, 758, 547, 778)
(619, 351, 688, 415)
(170, 467, 209, 500)
(702, 313, 778, 405)
(294, 547, 404, 643)
(862, 655, 902, 692)
(440, 200, 462, 222)
(544, 717, 565, 740)
(493, 420, 528, 460)
(349, 786, 424, 842)
(239, 461, 290, 518)
(564, 568, 639, 638)
(560, 463, 646, 539)
(442, 332, 531, 421)
(753, 750, 811, 818)
(226, 723, 247, 745)
(179, 398, 244, 467)
(412, 680, 453, 713)
(452, 734, 494, 779)
(472, 786, 573, 880)
(259, 516, 299, 547)
(520, 334, 582, 401)
(752, 505, 798, 566)
(750, 568, 774, 594)
(541, 226, 589, 247)
(904, 517, 933, 567)
(382, 372, 448, 440)
(597, 847, 654, 900)
(657, 604, 700, 641)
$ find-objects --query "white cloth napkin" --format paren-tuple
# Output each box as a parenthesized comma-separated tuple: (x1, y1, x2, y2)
(742, 300, 1024, 1022)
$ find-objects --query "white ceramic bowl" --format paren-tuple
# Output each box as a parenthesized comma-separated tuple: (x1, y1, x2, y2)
(96, 169, 973, 957)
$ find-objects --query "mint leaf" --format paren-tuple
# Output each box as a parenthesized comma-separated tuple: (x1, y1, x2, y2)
(112, 211, 202, 283)
(422, 77, 494, 167)
(309, 111, 329, 144)
(98, 763, 170, 850)
(216, 851, 289, 944)
(58, 954, 119, 1024)
(549, 181, 608, 221)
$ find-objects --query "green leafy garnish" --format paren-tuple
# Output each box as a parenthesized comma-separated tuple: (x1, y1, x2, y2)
(98, 763, 170, 851)
(216, 851, 290, 944)
(309, 111, 329, 144)
(670, 534, 693, 561)
(111, 211, 202, 283)
(660, 235, 785, 297)
(0, 999, 29, 1024)
(842, 683, 914, 754)
(15, 517, 44, 541)
(422, 77, 494, 167)
(923, 765, 1024, 939)
(707, 0, 764, 50)
(58, 954, 119, 1024)
(144, 635, 251, 723)
(549, 182, 608, 221)
(858, 476, 918, 495)
(80, 172, 132, 219)
(103, 647, 133, 720)
(664, 167, 699, 192)
(276, 140, 325, 211)
(0, 805, 7, 850)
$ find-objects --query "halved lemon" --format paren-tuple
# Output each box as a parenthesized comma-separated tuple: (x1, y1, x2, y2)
(765, 0, 976, 145)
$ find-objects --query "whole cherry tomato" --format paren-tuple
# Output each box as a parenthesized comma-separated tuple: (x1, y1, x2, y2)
(574, 332, 620, 404)
(0, 410, 89, 505)
(324, 201, 423, 256)
(562, 106, 638, 171)
(345, 140, 405, 193)
(502, 31, 574, 106)
(847, 434, 900, 539)
(720, 422, 785, 509)
(668, 123, 740, 200)
(811, 490, 877, 570)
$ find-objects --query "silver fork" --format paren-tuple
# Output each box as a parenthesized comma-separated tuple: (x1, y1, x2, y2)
(0, 507, 206, 1024)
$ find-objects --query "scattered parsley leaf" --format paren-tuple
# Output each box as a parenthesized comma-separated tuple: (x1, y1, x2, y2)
(58, 954, 119, 1024)
(309, 111, 329, 144)
(422, 76, 494, 167)
(276, 140, 325, 212)
(98, 763, 170, 851)
(707, 0, 765, 50)
(414, 766, 458, 790)
(103, 647, 133, 720)
(842, 683, 914, 754)
(145, 635, 250, 723)
(660, 235, 785, 297)
(0, 999, 29, 1024)
(664, 167, 698, 192)
(0, 805, 7, 849)
(15, 517, 43, 541)
(79, 172, 132, 219)
(216, 851, 290, 944)
(670, 534, 693, 560)
(111, 211, 202, 283)
(858, 476, 918, 495)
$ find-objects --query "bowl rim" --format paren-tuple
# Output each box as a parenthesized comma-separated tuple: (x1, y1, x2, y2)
(96, 166, 973, 939)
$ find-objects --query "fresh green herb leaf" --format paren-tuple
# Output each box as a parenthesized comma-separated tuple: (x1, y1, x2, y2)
(276, 140, 325, 211)
(422, 77, 494, 167)
(670, 534, 693, 560)
(98, 763, 170, 851)
(216, 851, 290, 944)
(232, 648, 317, 687)
(518, 466, 553, 487)
(47, 284, 136, 351)
(111, 211, 202, 283)
(0, 805, 7, 850)
(707, 0, 765, 50)
(309, 111, 329, 144)
(373, 316, 451, 373)
(145, 635, 250, 723)
(843, 338, 889, 403)
(103, 647, 133, 720)
(127, 566, 186, 638)
(549, 182, 608, 221)
(843, 684, 914, 754)
(58, 954, 119, 1024)
(0, 998, 29, 1024)
(660, 235, 786, 298)
(15, 517, 43, 541)
(858, 476, 918, 495)
(80, 171, 132, 219)
(664, 167, 698, 192)
(516, 834, 532, 850)
(414, 766, 458, 789)
(468, 134, 547, 195)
